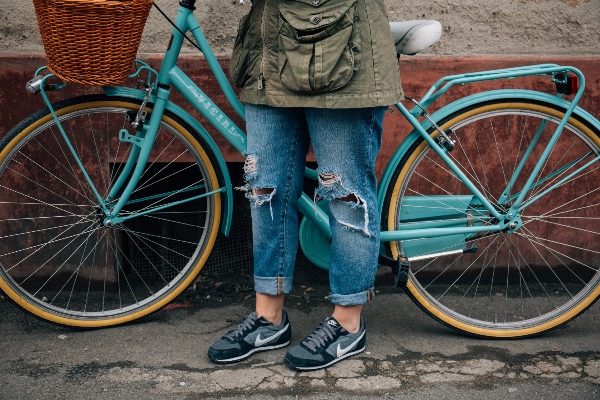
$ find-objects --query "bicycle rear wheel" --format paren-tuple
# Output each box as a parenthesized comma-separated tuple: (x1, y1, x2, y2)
(0, 95, 222, 327)
(383, 98, 600, 337)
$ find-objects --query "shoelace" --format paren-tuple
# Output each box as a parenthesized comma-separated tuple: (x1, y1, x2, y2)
(224, 312, 258, 340)
(302, 320, 337, 352)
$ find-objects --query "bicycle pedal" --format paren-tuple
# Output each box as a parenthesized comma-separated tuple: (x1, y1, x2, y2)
(391, 255, 410, 287)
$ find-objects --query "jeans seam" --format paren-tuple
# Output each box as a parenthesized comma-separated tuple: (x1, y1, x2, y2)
(278, 114, 301, 281)
(366, 107, 377, 172)
(277, 276, 283, 295)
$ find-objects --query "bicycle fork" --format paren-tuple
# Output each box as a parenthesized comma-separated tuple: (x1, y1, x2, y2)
(33, 73, 221, 228)
(100, 85, 171, 225)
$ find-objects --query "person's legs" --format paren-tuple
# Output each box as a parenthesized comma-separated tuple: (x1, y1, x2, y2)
(207, 104, 309, 363)
(310, 106, 385, 307)
(284, 106, 386, 370)
(332, 304, 362, 333)
(256, 293, 285, 325)
(243, 104, 310, 321)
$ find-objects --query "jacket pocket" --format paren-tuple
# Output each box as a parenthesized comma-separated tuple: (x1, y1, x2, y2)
(278, 0, 360, 94)
(230, 12, 253, 88)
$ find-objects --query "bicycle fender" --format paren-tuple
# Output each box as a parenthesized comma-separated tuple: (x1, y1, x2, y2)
(103, 86, 233, 236)
(377, 89, 600, 214)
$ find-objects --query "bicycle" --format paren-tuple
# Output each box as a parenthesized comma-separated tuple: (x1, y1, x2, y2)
(1, 0, 599, 340)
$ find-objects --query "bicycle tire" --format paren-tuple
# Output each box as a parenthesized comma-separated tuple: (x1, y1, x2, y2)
(382, 98, 600, 338)
(0, 94, 222, 327)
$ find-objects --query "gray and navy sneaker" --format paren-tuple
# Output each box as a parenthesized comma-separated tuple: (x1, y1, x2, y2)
(207, 311, 291, 363)
(284, 316, 366, 371)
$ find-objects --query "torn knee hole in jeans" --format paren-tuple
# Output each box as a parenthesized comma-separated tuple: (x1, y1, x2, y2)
(249, 187, 276, 210)
(235, 155, 276, 218)
(315, 172, 371, 237)
(247, 187, 275, 220)
(252, 188, 275, 196)
(242, 154, 258, 181)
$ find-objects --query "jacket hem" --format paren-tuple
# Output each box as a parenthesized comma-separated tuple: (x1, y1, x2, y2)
(240, 89, 404, 109)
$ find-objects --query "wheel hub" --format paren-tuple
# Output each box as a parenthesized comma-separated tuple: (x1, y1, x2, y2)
(95, 206, 113, 228)
(502, 214, 522, 233)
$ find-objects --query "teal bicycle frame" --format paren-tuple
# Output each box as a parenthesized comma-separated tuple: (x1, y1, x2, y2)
(34, 3, 598, 258)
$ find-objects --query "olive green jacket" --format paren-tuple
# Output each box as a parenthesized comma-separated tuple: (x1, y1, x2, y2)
(230, 0, 403, 108)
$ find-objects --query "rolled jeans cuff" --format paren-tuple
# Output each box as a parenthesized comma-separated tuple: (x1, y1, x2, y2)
(254, 276, 293, 296)
(328, 288, 375, 306)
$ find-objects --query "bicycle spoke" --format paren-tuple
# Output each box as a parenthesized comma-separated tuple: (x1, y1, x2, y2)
(134, 133, 178, 189)
(134, 161, 202, 202)
(113, 225, 199, 253)
(6, 160, 92, 212)
(0, 183, 92, 221)
(423, 154, 459, 181)
(490, 118, 508, 188)
(505, 233, 539, 320)
(48, 127, 97, 204)
(513, 231, 559, 309)
(0, 220, 92, 242)
(529, 137, 580, 199)
(32, 135, 88, 191)
(469, 122, 494, 201)
(529, 216, 600, 237)
(67, 121, 100, 203)
(0, 201, 94, 208)
(506, 115, 529, 199)
(524, 132, 559, 205)
(504, 238, 513, 323)
(3, 210, 96, 268)
(436, 234, 503, 302)
(467, 239, 494, 318)
(135, 178, 206, 214)
(119, 225, 176, 285)
(30, 222, 101, 297)
(432, 149, 497, 202)
(56, 228, 101, 308)
(105, 237, 140, 307)
(518, 225, 599, 279)
(485, 239, 502, 322)
(87, 113, 110, 196)
(138, 213, 206, 229)
(83, 228, 103, 314)
(108, 142, 133, 192)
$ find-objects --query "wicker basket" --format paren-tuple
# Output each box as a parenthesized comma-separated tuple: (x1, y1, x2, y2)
(33, 0, 154, 86)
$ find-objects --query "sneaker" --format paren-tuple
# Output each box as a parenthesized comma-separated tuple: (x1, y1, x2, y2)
(207, 311, 291, 363)
(284, 316, 365, 371)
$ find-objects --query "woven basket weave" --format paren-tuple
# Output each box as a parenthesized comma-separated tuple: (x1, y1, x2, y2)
(33, 0, 154, 86)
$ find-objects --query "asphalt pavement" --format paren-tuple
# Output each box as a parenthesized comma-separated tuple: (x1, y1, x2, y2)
(1, 276, 600, 399)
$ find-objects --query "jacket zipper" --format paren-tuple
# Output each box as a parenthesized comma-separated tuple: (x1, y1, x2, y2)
(258, 0, 268, 90)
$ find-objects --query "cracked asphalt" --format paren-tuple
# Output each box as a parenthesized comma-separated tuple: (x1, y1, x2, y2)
(1, 281, 600, 399)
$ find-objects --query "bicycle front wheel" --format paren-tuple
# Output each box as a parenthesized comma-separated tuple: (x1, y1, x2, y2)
(0, 95, 222, 327)
(383, 98, 600, 338)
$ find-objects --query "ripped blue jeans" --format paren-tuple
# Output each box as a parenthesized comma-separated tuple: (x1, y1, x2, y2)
(242, 104, 386, 306)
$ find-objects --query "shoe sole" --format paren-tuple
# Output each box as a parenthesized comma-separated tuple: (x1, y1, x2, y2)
(208, 340, 291, 364)
(284, 346, 365, 371)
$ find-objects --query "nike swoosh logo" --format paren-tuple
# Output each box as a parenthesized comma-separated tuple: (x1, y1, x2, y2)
(255, 324, 289, 347)
(336, 331, 365, 358)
